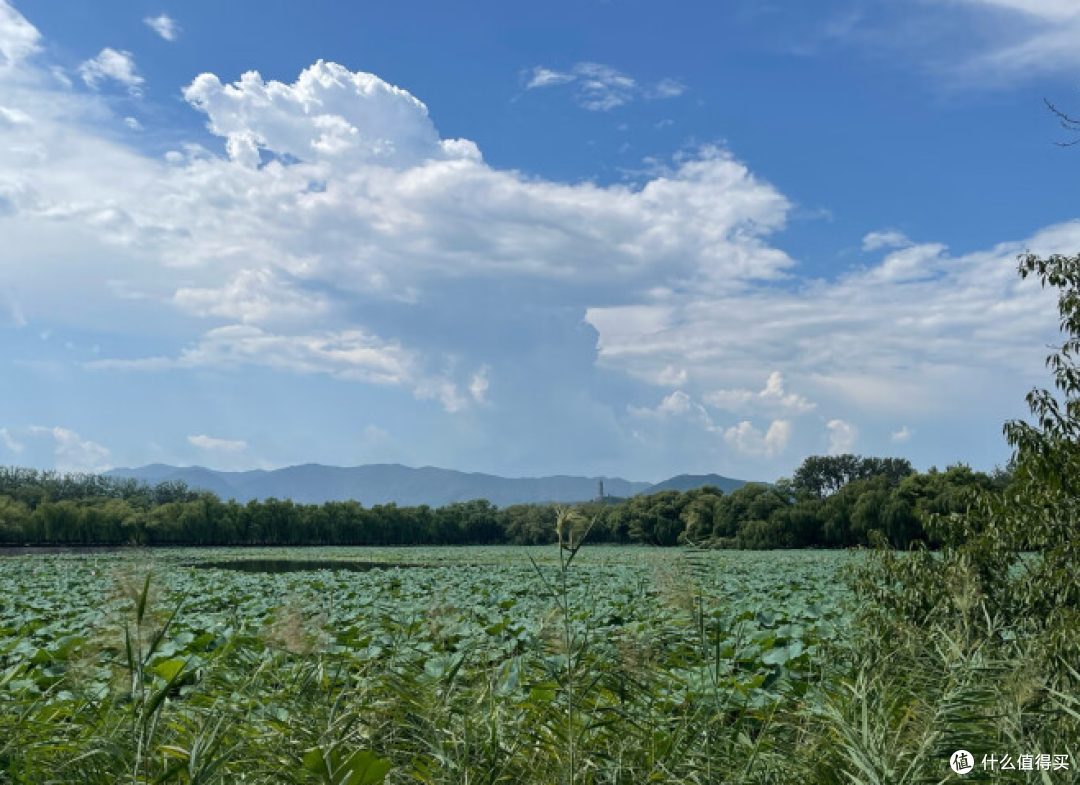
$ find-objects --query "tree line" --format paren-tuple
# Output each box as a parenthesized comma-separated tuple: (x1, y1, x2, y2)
(0, 457, 1010, 549)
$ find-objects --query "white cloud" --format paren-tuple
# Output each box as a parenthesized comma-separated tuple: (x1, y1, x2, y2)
(891, 425, 912, 443)
(705, 371, 815, 416)
(629, 390, 710, 422)
(0, 427, 24, 453)
(173, 269, 329, 325)
(524, 66, 574, 89)
(649, 78, 687, 99)
(183, 62, 453, 168)
(861, 242, 947, 284)
(78, 48, 144, 96)
(89, 325, 476, 413)
(144, 14, 179, 42)
(862, 229, 911, 251)
(826, 419, 858, 455)
(0, 104, 30, 126)
(630, 390, 792, 460)
(524, 62, 686, 110)
(587, 222, 1067, 418)
(0, 0, 39, 70)
(26, 426, 111, 472)
(931, 0, 1080, 79)
(0, 1, 1071, 476)
(469, 366, 490, 403)
(573, 62, 637, 110)
(0, 23, 791, 420)
(188, 434, 247, 452)
(124, 116, 142, 131)
(724, 419, 791, 459)
(92, 324, 414, 382)
(951, 0, 1079, 23)
(655, 365, 688, 387)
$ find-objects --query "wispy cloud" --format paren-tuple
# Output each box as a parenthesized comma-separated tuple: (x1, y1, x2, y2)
(89, 325, 481, 414)
(188, 434, 247, 452)
(0, 427, 24, 453)
(144, 13, 179, 42)
(524, 66, 574, 89)
(523, 62, 686, 110)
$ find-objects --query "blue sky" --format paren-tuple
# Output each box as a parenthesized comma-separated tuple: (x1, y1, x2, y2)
(1, 0, 1079, 482)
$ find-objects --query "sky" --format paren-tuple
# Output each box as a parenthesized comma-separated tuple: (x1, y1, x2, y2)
(1, 0, 1079, 483)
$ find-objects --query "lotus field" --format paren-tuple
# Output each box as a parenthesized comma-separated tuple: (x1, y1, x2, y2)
(0, 544, 863, 783)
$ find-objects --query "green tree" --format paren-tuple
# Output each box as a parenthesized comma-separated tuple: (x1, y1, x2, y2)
(863, 250, 1080, 670)
(793, 454, 913, 499)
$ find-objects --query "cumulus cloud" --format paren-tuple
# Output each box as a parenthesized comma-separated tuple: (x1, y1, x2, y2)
(891, 425, 912, 443)
(523, 62, 686, 110)
(0, 21, 791, 420)
(629, 390, 792, 460)
(152, 66, 792, 303)
(724, 419, 791, 459)
(188, 434, 246, 452)
(144, 14, 179, 42)
(183, 61, 457, 168)
(704, 371, 815, 416)
(79, 48, 144, 95)
(630, 390, 709, 422)
(826, 419, 858, 455)
(0, 0, 1071, 475)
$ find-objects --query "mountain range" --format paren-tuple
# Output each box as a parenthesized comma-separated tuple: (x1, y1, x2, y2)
(105, 463, 749, 508)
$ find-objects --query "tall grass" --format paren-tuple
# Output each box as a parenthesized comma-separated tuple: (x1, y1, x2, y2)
(0, 545, 1076, 783)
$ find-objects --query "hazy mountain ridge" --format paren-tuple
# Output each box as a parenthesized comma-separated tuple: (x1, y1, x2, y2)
(106, 463, 748, 507)
(644, 473, 748, 495)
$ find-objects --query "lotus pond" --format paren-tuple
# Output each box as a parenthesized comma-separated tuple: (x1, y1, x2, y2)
(0, 546, 861, 783)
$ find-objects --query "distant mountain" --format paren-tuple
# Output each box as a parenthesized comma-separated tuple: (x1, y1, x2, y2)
(106, 464, 750, 508)
(644, 473, 748, 495)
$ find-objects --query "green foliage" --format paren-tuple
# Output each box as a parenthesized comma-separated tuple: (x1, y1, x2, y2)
(863, 252, 1080, 649)
(0, 458, 1007, 551)
(0, 545, 857, 783)
(792, 455, 915, 500)
(849, 250, 1080, 781)
(302, 748, 391, 785)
